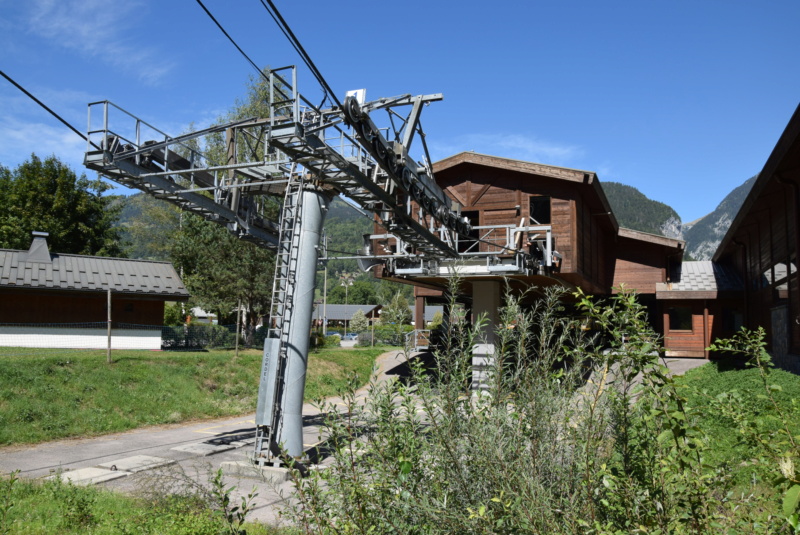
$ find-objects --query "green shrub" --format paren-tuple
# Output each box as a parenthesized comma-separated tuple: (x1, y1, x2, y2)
(285, 282, 781, 533)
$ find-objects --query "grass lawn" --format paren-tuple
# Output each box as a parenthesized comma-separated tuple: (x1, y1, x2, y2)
(0, 345, 391, 446)
(676, 359, 800, 485)
(1, 471, 282, 535)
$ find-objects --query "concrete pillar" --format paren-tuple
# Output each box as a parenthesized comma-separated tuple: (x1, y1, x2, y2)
(471, 280, 501, 390)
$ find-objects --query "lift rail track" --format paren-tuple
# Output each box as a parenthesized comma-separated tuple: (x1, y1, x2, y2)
(85, 67, 467, 258)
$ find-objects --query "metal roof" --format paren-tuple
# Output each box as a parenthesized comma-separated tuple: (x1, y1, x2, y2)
(656, 260, 743, 297)
(0, 235, 189, 299)
(311, 304, 381, 321)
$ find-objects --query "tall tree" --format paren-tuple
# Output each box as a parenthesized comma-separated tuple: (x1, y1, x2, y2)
(380, 291, 411, 326)
(327, 280, 377, 305)
(0, 154, 122, 255)
(169, 213, 274, 342)
(118, 193, 181, 261)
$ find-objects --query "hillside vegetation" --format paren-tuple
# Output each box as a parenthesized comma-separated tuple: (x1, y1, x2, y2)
(602, 181, 682, 238)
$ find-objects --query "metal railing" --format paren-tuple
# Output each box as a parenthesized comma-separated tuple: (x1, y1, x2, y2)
(406, 329, 432, 352)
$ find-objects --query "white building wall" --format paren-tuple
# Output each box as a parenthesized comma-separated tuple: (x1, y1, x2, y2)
(0, 326, 161, 350)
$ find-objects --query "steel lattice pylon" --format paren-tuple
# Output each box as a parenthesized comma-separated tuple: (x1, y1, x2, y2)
(83, 66, 474, 462)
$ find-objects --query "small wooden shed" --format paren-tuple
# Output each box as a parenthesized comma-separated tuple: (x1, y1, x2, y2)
(0, 232, 189, 349)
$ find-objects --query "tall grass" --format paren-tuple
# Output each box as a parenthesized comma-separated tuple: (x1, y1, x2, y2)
(0, 469, 280, 534)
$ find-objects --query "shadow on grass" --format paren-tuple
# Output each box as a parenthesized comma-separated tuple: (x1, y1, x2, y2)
(709, 353, 752, 371)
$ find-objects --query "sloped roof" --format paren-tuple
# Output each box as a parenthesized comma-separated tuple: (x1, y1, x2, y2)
(714, 103, 800, 262)
(618, 227, 685, 251)
(656, 260, 742, 298)
(0, 235, 189, 299)
(311, 304, 381, 321)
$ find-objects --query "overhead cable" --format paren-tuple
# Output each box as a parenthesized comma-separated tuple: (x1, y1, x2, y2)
(258, 0, 342, 108)
(0, 70, 101, 150)
(196, 0, 269, 83)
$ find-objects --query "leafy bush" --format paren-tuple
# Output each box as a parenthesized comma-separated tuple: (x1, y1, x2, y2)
(285, 282, 784, 533)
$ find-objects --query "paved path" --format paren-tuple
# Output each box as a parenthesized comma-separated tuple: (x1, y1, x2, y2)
(0, 349, 409, 526)
(0, 351, 704, 526)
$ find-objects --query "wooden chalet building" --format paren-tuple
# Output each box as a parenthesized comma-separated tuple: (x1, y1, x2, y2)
(376, 152, 685, 354)
(711, 104, 800, 371)
(376, 104, 800, 373)
(0, 232, 189, 349)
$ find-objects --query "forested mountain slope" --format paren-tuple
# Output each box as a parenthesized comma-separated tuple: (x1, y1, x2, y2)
(602, 182, 683, 239)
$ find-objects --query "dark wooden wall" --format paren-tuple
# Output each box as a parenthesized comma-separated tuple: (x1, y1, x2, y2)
(717, 177, 800, 355)
(612, 238, 670, 294)
(0, 290, 166, 326)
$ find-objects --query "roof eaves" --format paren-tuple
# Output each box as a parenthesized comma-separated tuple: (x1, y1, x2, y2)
(714, 102, 800, 262)
(433, 152, 592, 183)
(618, 227, 685, 250)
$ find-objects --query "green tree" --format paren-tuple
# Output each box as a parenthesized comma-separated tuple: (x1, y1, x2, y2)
(379, 291, 411, 326)
(429, 310, 443, 329)
(349, 308, 370, 333)
(0, 154, 122, 255)
(169, 213, 274, 343)
(117, 193, 180, 260)
(327, 280, 377, 305)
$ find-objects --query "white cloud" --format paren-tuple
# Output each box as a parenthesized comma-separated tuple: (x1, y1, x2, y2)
(24, 0, 173, 85)
(430, 133, 584, 167)
(0, 111, 87, 172)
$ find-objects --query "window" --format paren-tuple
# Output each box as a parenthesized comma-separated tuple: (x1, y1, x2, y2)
(529, 196, 551, 225)
(668, 306, 693, 331)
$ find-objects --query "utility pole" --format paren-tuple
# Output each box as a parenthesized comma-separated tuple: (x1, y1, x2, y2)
(322, 232, 328, 337)
(106, 289, 112, 363)
(341, 275, 353, 338)
(235, 298, 241, 358)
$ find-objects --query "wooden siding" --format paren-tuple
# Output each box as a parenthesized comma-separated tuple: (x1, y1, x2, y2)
(662, 300, 710, 357)
(0, 290, 166, 326)
(612, 238, 669, 294)
(551, 198, 575, 273)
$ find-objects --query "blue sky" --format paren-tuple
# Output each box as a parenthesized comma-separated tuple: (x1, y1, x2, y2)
(1, 0, 798, 223)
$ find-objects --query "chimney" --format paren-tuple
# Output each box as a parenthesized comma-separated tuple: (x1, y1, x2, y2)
(26, 231, 52, 263)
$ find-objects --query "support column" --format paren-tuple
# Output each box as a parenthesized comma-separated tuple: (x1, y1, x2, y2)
(471, 280, 501, 390)
(415, 295, 425, 331)
(256, 188, 329, 459)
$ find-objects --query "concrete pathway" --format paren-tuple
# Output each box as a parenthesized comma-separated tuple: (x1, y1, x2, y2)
(0, 349, 409, 526)
(0, 350, 704, 526)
